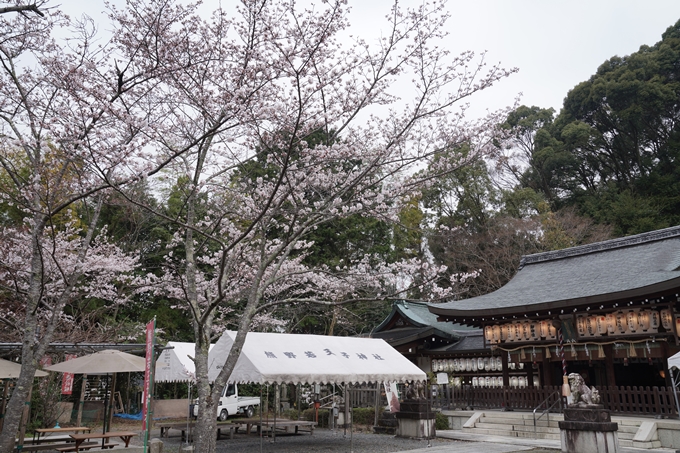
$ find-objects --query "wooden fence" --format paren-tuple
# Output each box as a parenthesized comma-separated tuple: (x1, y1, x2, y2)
(435, 385, 678, 417)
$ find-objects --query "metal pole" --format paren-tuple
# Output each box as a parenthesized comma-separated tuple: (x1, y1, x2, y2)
(671, 368, 680, 419)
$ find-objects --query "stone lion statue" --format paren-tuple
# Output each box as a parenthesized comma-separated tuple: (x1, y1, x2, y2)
(405, 381, 427, 400)
(568, 372, 600, 406)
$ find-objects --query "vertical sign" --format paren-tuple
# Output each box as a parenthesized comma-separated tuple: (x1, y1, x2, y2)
(142, 318, 155, 442)
(61, 354, 77, 395)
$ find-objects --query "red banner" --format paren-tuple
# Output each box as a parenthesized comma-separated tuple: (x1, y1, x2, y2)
(142, 319, 155, 432)
(61, 354, 77, 395)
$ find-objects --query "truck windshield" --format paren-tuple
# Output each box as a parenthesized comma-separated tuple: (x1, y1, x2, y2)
(225, 384, 235, 397)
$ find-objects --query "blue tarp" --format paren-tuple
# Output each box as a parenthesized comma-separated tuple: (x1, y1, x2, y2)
(114, 412, 142, 420)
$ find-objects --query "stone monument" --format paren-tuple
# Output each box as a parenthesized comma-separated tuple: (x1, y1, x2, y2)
(395, 381, 435, 439)
(558, 373, 619, 453)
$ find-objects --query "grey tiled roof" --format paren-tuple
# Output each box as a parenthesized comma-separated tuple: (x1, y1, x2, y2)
(429, 225, 680, 318)
(373, 300, 477, 334)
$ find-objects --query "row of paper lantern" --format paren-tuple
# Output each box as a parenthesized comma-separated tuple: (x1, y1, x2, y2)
(468, 376, 538, 388)
(448, 376, 539, 388)
(575, 309, 672, 336)
(432, 357, 503, 373)
(483, 309, 676, 344)
(483, 320, 558, 344)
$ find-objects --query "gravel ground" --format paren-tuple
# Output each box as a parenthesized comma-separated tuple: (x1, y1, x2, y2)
(157, 427, 457, 453)
(153, 427, 559, 453)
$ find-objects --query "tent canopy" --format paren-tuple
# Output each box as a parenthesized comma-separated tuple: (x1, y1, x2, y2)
(668, 351, 680, 370)
(155, 341, 215, 383)
(155, 332, 426, 385)
(209, 331, 426, 385)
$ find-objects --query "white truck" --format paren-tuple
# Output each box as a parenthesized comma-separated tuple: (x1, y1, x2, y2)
(191, 384, 260, 420)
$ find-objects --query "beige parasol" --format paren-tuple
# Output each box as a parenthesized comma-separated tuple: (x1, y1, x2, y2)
(0, 358, 49, 379)
(45, 349, 145, 374)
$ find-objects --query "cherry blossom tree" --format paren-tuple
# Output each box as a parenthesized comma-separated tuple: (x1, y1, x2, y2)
(0, 0, 516, 449)
(101, 1, 516, 450)
(0, 1, 176, 448)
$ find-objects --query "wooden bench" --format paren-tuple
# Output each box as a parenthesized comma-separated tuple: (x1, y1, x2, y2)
(54, 442, 103, 452)
(33, 427, 92, 444)
(21, 443, 83, 452)
(235, 418, 316, 436)
(68, 431, 136, 452)
(156, 420, 237, 441)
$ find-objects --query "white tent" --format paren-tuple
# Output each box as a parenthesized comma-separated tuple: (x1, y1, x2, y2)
(155, 341, 214, 383)
(207, 331, 426, 385)
(667, 352, 680, 416)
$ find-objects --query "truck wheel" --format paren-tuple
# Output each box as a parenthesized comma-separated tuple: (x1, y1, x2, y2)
(245, 406, 254, 418)
(218, 409, 228, 421)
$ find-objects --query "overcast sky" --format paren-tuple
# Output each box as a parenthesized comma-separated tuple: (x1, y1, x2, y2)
(347, 0, 680, 118)
(69, 0, 680, 118)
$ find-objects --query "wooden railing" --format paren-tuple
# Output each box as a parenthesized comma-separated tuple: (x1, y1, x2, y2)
(435, 385, 678, 417)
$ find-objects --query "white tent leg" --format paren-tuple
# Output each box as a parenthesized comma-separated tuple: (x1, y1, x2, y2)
(672, 368, 680, 419)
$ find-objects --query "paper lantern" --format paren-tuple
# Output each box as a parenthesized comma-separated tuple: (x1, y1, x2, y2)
(484, 325, 493, 341)
(478, 357, 485, 370)
(506, 324, 516, 342)
(514, 323, 522, 341)
(616, 311, 628, 334)
(471, 358, 477, 372)
(529, 322, 539, 339)
(511, 376, 518, 388)
(521, 322, 532, 340)
(547, 323, 557, 339)
(576, 316, 587, 336)
(500, 324, 509, 341)
(472, 377, 478, 387)
(586, 316, 597, 336)
(465, 358, 471, 371)
(661, 309, 673, 330)
(496, 357, 503, 371)
(638, 311, 651, 331)
(596, 315, 608, 335)
(627, 311, 638, 333)
(492, 325, 501, 343)
(485, 377, 491, 387)
(606, 313, 617, 334)
(539, 320, 549, 338)
(649, 310, 660, 329)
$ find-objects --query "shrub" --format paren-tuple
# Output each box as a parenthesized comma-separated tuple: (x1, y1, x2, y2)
(352, 407, 375, 426)
(435, 411, 449, 430)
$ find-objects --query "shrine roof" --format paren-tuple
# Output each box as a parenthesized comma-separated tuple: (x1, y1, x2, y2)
(429, 225, 680, 321)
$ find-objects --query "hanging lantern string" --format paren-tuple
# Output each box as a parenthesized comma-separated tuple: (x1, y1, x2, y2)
(559, 328, 566, 376)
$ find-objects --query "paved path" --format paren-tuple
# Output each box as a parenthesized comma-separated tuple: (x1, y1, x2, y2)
(401, 430, 678, 453)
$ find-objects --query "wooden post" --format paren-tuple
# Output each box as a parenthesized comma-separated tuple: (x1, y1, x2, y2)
(502, 353, 510, 387)
(16, 382, 33, 450)
(76, 374, 87, 426)
(605, 345, 617, 387)
(107, 373, 117, 432)
(542, 354, 553, 387)
(373, 382, 380, 427)
(0, 380, 9, 433)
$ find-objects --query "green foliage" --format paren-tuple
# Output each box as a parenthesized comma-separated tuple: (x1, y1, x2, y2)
(301, 408, 331, 427)
(351, 407, 375, 425)
(435, 411, 450, 430)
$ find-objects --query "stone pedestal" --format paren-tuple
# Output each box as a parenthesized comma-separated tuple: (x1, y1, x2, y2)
(559, 406, 619, 453)
(395, 400, 435, 439)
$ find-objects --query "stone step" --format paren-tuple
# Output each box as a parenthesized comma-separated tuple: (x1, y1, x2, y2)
(474, 422, 559, 435)
(479, 415, 561, 428)
(463, 426, 560, 440)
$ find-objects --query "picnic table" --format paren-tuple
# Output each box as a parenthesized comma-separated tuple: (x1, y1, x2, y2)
(58, 431, 137, 452)
(237, 418, 316, 436)
(33, 426, 92, 444)
(156, 420, 240, 441)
